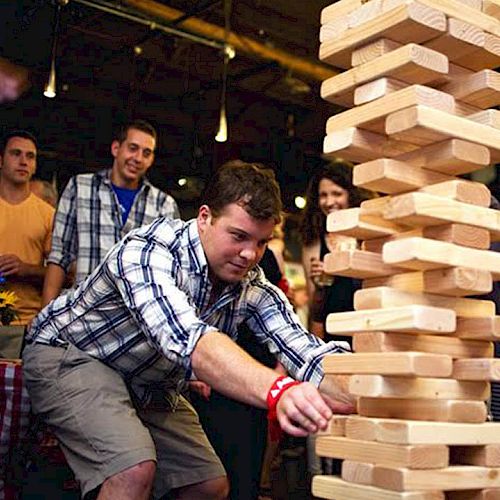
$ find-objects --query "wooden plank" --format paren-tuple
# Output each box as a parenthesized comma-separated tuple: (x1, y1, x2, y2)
(467, 109, 500, 129)
(373, 465, 500, 492)
(362, 224, 491, 252)
(354, 77, 408, 105)
(312, 475, 445, 500)
(319, 3, 446, 69)
(323, 352, 452, 376)
(345, 416, 378, 441)
(342, 460, 375, 486)
(453, 358, 500, 381)
(327, 207, 407, 239)
(354, 286, 496, 318)
(386, 106, 500, 156)
(382, 192, 500, 241)
(440, 70, 500, 109)
(424, 18, 485, 63)
(350, 375, 490, 400)
(447, 489, 500, 500)
(363, 267, 493, 297)
(454, 317, 500, 341)
(324, 127, 419, 163)
(321, 0, 364, 24)
(352, 417, 500, 445)
(317, 414, 348, 436)
(326, 85, 455, 135)
(420, 180, 491, 207)
(455, 33, 500, 70)
(483, 0, 500, 17)
(353, 331, 494, 359)
(451, 445, 500, 467)
(395, 138, 491, 176)
(326, 305, 456, 335)
(319, 14, 350, 44)
(358, 397, 488, 423)
(353, 159, 457, 194)
(321, 43, 448, 106)
(315, 436, 449, 469)
(324, 249, 404, 279)
(352, 38, 402, 66)
(382, 237, 500, 277)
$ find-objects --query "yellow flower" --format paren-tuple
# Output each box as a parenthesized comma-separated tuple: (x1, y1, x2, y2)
(0, 290, 18, 307)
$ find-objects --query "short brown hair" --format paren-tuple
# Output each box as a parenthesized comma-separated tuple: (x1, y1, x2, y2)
(201, 160, 282, 222)
(115, 119, 157, 144)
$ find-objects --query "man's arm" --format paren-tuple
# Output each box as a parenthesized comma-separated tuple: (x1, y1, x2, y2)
(41, 263, 66, 306)
(191, 331, 354, 437)
(0, 255, 46, 284)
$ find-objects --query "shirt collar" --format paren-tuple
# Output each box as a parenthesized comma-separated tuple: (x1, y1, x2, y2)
(97, 168, 152, 191)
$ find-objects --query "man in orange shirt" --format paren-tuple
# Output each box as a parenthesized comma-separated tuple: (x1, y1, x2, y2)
(0, 130, 54, 324)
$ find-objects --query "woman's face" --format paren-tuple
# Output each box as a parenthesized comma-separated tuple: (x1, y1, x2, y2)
(318, 178, 349, 216)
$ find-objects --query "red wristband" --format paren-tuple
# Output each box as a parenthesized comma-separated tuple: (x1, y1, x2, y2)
(267, 375, 301, 441)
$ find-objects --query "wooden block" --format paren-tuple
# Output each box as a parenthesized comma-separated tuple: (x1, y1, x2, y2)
(319, 15, 350, 44)
(326, 86, 455, 135)
(395, 138, 491, 176)
(321, 0, 364, 24)
(316, 436, 449, 469)
(342, 460, 375, 486)
(354, 77, 409, 105)
(454, 317, 500, 341)
(324, 249, 404, 279)
(382, 193, 500, 241)
(447, 489, 500, 500)
(453, 359, 500, 381)
(358, 397, 488, 423)
(424, 18, 485, 63)
(353, 331, 494, 359)
(483, 0, 500, 17)
(353, 159, 455, 194)
(354, 417, 500, 445)
(346, 416, 378, 441)
(386, 106, 500, 157)
(319, 2, 446, 69)
(326, 305, 456, 335)
(451, 445, 500, 467)
(354, 286, 496, 318)
(467, 109, 500, 129)
(327, 207, 406, 239)
(312, 475, 445, 500)
(455, 33, 500, 71)
(456, 0, 484, 10)
(373, 465, 500, 492)
(352, 38, 402, 66)
(324, 352, 452, 376)
(324, 127, 418, 163)
(440, 70, 500, 109)
(362, 224, 491, 252)
(363, 267, 493, 297)
(350, 375, 490, 400)
(321, 43, 448, 106)
(420, 180, 491, 207)
(317, 414, 348, 436)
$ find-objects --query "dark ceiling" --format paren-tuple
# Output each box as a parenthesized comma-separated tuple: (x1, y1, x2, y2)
(1, 0, 344, 213)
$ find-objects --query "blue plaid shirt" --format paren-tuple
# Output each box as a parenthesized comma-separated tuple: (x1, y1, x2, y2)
(28, 218, 349, 403)
(48, 169, 179, 286)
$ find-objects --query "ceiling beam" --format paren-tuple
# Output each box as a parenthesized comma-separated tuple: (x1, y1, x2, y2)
(121, 0, 339, 82)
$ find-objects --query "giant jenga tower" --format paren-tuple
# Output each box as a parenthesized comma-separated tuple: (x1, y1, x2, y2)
(313, 0, 500, 498)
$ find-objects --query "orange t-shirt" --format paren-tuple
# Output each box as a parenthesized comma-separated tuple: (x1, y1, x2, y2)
(0, 194, 55, 324)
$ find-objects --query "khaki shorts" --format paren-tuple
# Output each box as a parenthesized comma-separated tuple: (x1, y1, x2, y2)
(23, 343, 225, 498)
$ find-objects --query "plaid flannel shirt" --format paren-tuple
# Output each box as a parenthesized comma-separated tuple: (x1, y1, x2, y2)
(28, 218, 349, 404)
(48, 169, 179, 286)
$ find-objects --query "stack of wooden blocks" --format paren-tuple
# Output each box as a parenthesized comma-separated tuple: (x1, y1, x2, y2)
(314, 0, 500, 498)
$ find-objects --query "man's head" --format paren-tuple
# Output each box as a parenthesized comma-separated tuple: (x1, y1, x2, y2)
(110, 119, 157, 189)
(30, 179, 58, 207)
(197, 160, 282, 284)
(0, 130, 37, 186)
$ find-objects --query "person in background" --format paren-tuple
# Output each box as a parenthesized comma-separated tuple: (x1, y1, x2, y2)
(0, 56, 29, 104)
(42, 119, 179, 305)
(30, 179, 58, 208)
(23, 161, 354, 500)
(0, 130, 54, 325)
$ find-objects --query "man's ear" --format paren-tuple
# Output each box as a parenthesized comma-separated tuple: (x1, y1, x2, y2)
(110, 140, 120, 158)
(197, 205, 212, 232)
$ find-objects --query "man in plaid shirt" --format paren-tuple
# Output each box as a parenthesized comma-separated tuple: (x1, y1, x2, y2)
(42, 119, 179, 305)
(24, 161, 354, 500)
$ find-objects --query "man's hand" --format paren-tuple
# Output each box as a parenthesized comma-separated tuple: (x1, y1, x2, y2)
(0, 57, 29, 104)
(189, 381, 211, 400)
(0, 254, 27, 277)
(276, 382, 355, 437)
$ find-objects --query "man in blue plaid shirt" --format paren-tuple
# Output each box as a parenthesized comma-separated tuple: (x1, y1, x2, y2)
(24, 161, 354, 500)
(42, 119, 179, 305)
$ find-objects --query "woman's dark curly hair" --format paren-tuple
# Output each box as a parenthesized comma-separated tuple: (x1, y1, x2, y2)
(300, 160, 361, 246)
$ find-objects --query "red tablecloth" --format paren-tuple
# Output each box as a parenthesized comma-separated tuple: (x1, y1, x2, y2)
(0, 360, 30, 500)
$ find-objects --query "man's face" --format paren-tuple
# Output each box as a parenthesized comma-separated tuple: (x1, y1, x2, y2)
(110, 128, 155, 188)
(0, 136, 37, 186)
(198, 203, 275, 284)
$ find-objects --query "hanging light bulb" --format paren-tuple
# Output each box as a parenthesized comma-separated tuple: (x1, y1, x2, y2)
(44, 0, 68, 98)
(215, 102, 227, 143)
